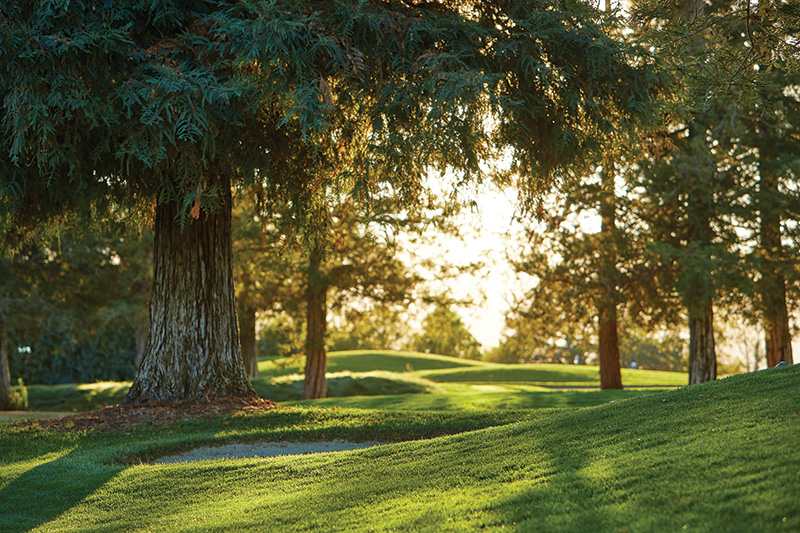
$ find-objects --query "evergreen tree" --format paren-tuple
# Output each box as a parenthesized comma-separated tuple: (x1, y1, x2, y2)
(1, 1, 656, 403)
(412, 305, 482, 360)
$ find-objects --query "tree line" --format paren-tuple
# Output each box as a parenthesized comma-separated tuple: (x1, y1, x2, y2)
(1, 0, 796, 407)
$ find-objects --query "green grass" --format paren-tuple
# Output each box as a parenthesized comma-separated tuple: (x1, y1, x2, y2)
(18, 351, 687, 413)
(285, 385, 667, 410)
(251, 371, 443, 401)
(26, 382, 131, 413)
(1, 365, 798, 532)
(417, 364, 685, 387)
(257, 350, 487, 378)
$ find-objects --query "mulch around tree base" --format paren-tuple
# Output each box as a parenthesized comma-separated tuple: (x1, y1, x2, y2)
(11, 396, 280, 433)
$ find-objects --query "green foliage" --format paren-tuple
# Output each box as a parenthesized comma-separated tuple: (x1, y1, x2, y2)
(0, 0, 658, 246)
(620, 329, 687, 372)
(2, 230, 150, 384)
(8, 379, 28, 411)
(327, 305, 409, 353)
(256, 313, 304, 359)
(411, 305, 482, 360)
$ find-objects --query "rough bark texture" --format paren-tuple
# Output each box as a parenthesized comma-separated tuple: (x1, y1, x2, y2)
(134, 320, 148, 372)
(598, 158, 623, 389)
(759, 168, 794, 367)
(689, 302, 716, 384)
(598, 310, 623, 389)
(238, 301, 259, 377)
(125, 177, 256, 404)
(303, 244, 328, 400)
(0, 317, 10, 410)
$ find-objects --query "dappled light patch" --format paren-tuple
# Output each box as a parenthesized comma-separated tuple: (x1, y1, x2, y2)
(150, 440, 393, 464)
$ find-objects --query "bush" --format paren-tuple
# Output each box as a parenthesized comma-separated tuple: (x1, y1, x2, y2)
(9, 378, 29, 410)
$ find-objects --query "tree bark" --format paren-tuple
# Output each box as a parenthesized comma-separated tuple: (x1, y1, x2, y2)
(688, 301, 716, 384)
(303, 243, 328, 400)
(0, 317, 10, 410)
(598, 158, 623, 389)
(238, 300, 259, 377)
(124, 174, 256, 403)
(759, 167, 794, 367)
(134, 320, 148, 372)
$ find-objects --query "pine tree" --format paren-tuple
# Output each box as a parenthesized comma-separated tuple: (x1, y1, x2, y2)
(1, 1, 656, 403)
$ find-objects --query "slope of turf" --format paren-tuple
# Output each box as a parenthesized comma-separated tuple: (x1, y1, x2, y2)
(284, 385, 663, 410)
(417, 364, 686, 387)
(257, 350, 486, 378)
(1, 365, 797, 532)
(19, 351, 685, 413)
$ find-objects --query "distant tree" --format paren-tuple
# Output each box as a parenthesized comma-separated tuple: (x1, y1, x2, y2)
(0, 231, 151, 387)
(412, 305, 482, 360)
(631, 0, 800, 381)
(231, 190, 298, 377)
(327, 304, 409, 353)
(299, 198, 421, 399)
(620, 327, 686, 372)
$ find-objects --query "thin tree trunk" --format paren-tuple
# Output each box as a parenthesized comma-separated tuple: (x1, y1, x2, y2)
(238, 300, 259, 377)
(303, 243, 328, 400)
(689, 301, 716, 384)
(125, 174, 256, 404)
(759, 168, 794, 367)
(0, 317, 10, 410)
(598, 158, 623, 389)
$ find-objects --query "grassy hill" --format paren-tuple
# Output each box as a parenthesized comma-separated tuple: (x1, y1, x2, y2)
(19, 350, 686, 412)
(1, 364, 797, 532)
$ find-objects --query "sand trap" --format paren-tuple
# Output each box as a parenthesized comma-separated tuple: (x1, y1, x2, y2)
(151, 440, 390, 464)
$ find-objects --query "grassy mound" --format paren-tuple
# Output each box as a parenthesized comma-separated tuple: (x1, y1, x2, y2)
(251, 371, 442, 401)
(257, 349, 486, 378)
(1, 365, 797, 532)
(418, 363, 685, 387)
(16, 350, 687, 413)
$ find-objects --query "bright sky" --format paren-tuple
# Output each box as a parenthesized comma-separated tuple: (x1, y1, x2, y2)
(404, 181, 530, 349)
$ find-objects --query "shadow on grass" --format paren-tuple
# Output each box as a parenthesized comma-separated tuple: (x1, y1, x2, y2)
(0, 444, 122, 532)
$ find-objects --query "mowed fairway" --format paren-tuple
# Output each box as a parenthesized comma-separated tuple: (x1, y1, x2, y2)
(267, 350, 687, 410)
(1, 362, 797, 532)
(20, 351, 686, 413)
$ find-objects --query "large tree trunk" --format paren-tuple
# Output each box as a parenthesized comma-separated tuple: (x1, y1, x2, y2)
(759, 168, 794, 367)
(688, 301, 716, 384)
(303, 244, 328, 400)
(134, 320, 148, 372)
(238, 300, 259, 377)
(125, 175, 256, 404)
(598, 158, 623, 389)
(0, 317, 10, 410)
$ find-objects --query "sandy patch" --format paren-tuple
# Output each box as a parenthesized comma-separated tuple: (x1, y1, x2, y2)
(151, 440, 390, 464)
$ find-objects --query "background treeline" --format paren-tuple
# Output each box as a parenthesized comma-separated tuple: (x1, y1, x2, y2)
(3, 0, 799, 385)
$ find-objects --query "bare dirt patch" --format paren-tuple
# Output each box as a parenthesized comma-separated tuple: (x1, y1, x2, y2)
(8, 396, 280, 433)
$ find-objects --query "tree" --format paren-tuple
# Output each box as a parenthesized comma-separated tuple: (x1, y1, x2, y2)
(296, 198, 422, 399)
(1, 1, 656, 404)
(0, 313, 9, 410)
(631, 0, 800, 381)
(412, 305, 482, 360)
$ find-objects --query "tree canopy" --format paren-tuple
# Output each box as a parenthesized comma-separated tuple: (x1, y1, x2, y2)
(0, 0, 658, 403)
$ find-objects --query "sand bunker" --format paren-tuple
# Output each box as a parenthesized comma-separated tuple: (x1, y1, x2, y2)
(151, 440, 389, 464)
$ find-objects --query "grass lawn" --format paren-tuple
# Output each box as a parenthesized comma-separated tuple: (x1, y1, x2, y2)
(21, 351, 687, 413)
(1, 365, 798, 532)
